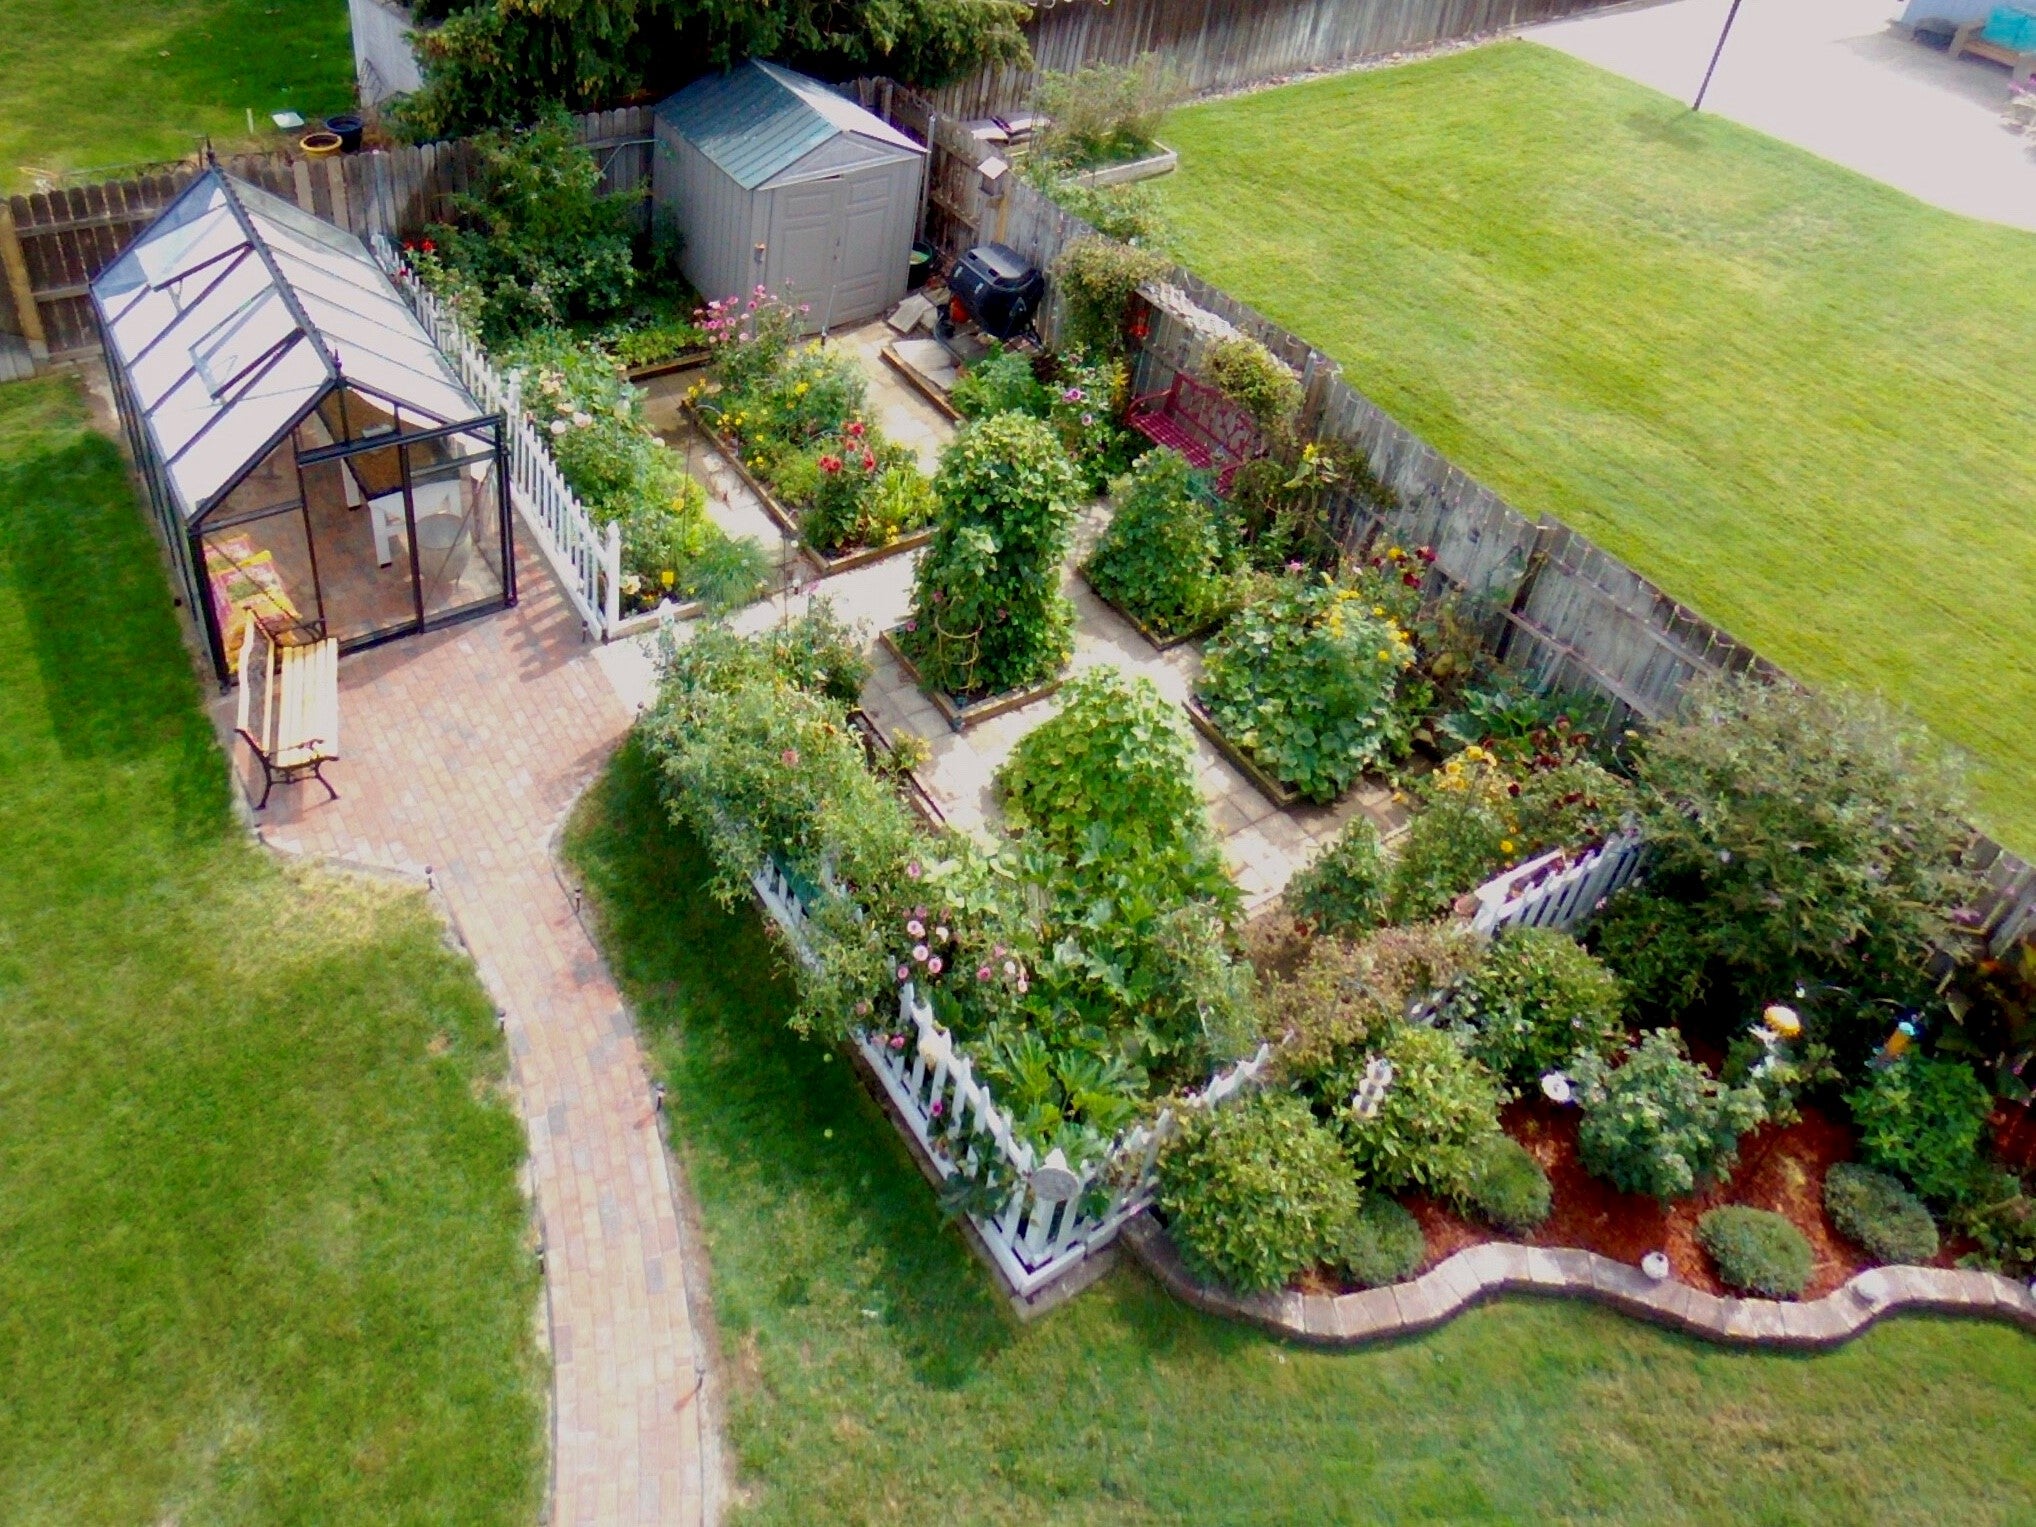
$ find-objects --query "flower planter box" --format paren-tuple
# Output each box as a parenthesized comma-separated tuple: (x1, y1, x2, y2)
(623, 349, 711, 383)
(682, 400, 935, 577)
(879, 626, 1063, 734)
(879, 341, 966, 423)
(1078, 565, 1220, 654)
(1069, 144, 1179, 189)
(846, 707, 948, 831)
(1183, 696, 1307, 811)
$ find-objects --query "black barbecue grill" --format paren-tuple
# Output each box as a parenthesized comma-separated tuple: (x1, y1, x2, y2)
(945, 243, 1045, 342)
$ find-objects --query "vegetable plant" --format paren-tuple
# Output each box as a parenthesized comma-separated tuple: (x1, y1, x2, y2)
(901, 413, 1084, 700)
(1196, 573, 1415, 803)
(1083, 447, 1235, 640)
(1283, 817, 1389, 938)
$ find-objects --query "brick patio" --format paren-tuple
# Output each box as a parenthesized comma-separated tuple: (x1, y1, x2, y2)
(225, 551, 709, 1527)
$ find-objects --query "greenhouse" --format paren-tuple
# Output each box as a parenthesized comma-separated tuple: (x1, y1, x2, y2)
(92, 167, 514, 684)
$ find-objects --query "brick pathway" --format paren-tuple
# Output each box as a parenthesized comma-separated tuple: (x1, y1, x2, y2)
(231, 554, 707, 1526)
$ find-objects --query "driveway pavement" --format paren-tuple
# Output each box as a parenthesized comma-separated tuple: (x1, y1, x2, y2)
(1529, 0, 2036, 230)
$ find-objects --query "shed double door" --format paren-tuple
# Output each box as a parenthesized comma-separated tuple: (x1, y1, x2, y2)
(770, 172, 893, 331)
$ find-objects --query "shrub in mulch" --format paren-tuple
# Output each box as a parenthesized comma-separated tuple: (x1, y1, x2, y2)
(1697, 1206, 1814, 1298)
(1467, 1136, 1553, 1236)
(1330, 1195, 1427, 1289)
(1823, 1163, 1939, 1265)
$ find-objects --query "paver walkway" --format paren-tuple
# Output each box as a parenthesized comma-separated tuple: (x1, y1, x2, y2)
(227, 554, 708, 1526)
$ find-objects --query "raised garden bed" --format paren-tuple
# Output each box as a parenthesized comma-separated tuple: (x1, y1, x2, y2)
(879, 626, 1063, 733)
(623, 349, 710, 383)
(1078, 565, 1220, 653)
(1069, 144, 1179, 188)
(1183, 695, 1305, 810)
(845, 707, 947, 830)
(683, 400, 935, 577)
(880, 341, 966, 423)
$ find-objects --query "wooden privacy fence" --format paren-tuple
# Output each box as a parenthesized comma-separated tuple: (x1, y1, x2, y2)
(377, 240, 624, 639)
(0, 108, 654, 364)
(929, 0, 1618, 119)
(887, 114, 2036, 952)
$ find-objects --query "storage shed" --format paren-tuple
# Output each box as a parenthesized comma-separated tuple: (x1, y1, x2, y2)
(654, 62, 927, 330)
(92, 168, 514, 685)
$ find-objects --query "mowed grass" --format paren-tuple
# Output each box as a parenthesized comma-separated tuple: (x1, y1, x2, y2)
(0, 0, 353, 189)
(1156, 42, 2036, 855)
(568, 737, 2036, 1525)
(0, 376, 542, 1522)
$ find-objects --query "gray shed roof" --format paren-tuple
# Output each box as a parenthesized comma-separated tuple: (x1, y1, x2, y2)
(656, 61, 924, 190)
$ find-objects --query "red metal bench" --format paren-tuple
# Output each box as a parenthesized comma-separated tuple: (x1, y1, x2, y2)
(1127, 370, 1265, 493)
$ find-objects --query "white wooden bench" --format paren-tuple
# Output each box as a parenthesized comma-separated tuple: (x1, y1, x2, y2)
(234, 617, 341, 810)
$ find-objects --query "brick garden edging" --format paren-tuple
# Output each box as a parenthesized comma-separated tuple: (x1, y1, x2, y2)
(1121, 1214, 2036, 1350)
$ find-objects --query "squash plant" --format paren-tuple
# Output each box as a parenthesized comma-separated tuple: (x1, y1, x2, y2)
(1084, 446, 1237, 639)
(1195, 573, 1414, 803)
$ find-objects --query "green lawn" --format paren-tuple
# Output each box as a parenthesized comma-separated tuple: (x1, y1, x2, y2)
(1155, 41, 2036, 857)
(568, 737, 2036, 1525)
(0, 0, 353, 190)
(0, 377, 541, 1522)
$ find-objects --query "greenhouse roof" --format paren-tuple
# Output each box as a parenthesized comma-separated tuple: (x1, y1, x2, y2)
(91, 169, 483, 524)
(657, 61, 924, 190)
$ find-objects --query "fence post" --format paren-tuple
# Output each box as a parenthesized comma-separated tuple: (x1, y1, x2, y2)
(603, 520, 622, 635)
(0, 204, 48, 363)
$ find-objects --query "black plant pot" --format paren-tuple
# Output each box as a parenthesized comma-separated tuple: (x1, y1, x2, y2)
(325, 114, 365, 153)
(907, 240, 936, 291)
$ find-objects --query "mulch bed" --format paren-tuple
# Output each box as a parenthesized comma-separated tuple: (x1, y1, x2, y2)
(1397, 1098, 1965, 1301)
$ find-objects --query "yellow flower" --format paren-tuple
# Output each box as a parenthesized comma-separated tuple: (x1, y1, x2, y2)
(1376, 649, 1391, 662)
(1372, 605, 1386, 617)
(1500, 839, 1516, 854)
(795, 382, 809, 395)
(660, 569, 675, 588)
(1387, 547, 1404, 561)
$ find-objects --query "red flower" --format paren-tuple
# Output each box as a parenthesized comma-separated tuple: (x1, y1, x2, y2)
(845, 420, 866, 439)
(420, 237, 436, 254)
(819, 454, 843, 474)
(860, 452, 877, 472)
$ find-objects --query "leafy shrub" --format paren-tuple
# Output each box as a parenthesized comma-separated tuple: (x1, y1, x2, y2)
(1570, 1030, 1768, 1201)
(1053, 237, 1168, 356)
(1284, 818, 1389, 939)
(1384, 769, 1514, 928)
(1955, 1178, 2036, 1277)
(1631, 675, 1970, 1055)
(412, 107, 637, 345)
(1588, 888, 1713, 1020)
(1453, 928, 1627, 1088)
(643, 620, 924, 1035)
(1044, 351, 1133, 492)
(1038, 178, 1175, 250)
(949, 343, 1048, 420)
(1266, 922, 1483, 1093)
(1000, 666, 1217, 873)
(1032, 55, 1183, 170)
(1823, 1163, 1939, 1264)
(1196, 574, 1415, 804)
(1224, 440, 1392, 573)
(1203, 334, 1304, 442)
(1467, 1137, 1553, 1235)
(1845, 1055, 1993, 1205)
(1697, 1206, 1813, 1298)
(901, 413, 1084, 699)
(1330, 1026, 1505, 1201)
(1158, 1091, 1360, 1295)
(500, 329, 762, 611)
(1330, 1194, 1426, 1288)
(1084, 447, 1234, 640)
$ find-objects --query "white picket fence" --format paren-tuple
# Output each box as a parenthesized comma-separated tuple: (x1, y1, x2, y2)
(374, 238, 624, 639)
(1470, 830, 1646, 938)
(748, 852, 1269, 1299)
